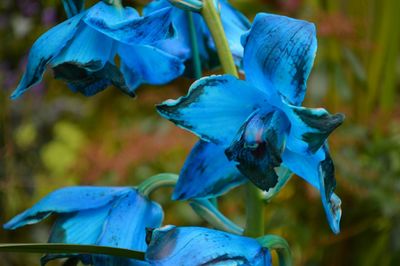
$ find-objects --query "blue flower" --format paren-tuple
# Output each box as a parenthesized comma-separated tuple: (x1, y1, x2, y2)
(146, 225, 272, 265)
(11, 1, 183, 99)
(157, 13, 344, 233)
(143, 0, 250, 74)
(3, 186, 163, 265)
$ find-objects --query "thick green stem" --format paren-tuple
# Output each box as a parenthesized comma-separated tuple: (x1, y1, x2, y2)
(243, 183, 265, 237)
(201, 0, 238, 77)
(187, 11, 202, 79)
(0, 243, 144, 260)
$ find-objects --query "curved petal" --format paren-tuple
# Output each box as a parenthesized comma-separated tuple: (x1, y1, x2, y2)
(281, 103, 345, 154)
(3, 187, 129, 230)
(84, 2, 174, 45)
(10, 13, 84, 99)
(62, 0, 85, 18)
(157, 75, 269, 145)
(53, 61, 130, 97)
(118, 44, 184, 93)
(146, 226, 272, 266)
(282, 145, 341, 234)
(96, 189, 163, 251)
(241, 13, 317, 105)
(226, 109, 289, 191)
(50, 25, 115, 73)
(173, 140, 246, 200)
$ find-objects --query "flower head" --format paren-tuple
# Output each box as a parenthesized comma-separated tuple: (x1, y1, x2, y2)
(157, 13, 344, 233)
(146, 225, 272, 265)
(11, 1, 183, 99)
(4, 186, 163, 265)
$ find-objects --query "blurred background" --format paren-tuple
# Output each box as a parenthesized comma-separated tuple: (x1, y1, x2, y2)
(1, 0, 399, 265)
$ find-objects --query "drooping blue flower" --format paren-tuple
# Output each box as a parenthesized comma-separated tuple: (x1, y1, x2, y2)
(157, 13, 345, 233)
(11, 1, 183, 99)
(146, 225, 272, 265)
(3, 186, 163, 265)
(143, 0, 250, 75)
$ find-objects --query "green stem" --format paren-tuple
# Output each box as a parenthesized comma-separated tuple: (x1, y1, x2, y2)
(190, 199, 243, 235)
(137, 173, 178, 197)
(257, 235, 292, 266)
(243, 183, 264, 238)
(201, 0, 238, 77)
(0, 243, 144, 260)
(187, 11, 202, 79)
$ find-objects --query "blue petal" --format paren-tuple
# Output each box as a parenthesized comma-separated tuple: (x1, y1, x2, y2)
(3, 187, 129, 230)
(157, 75, 269, 145)
(146, 226, 272, 265)
(281, 103, 345, 155)
(241, 13, 317, 105)
(51, 25, 114, 72)
(282, 145, 341, 234)
(84, 3, 174, 45)
(226, 109, 289, 191)
(143, 1, 192, 61)
(41, 206, 113, 265)
(10, 13, 84, 99)
(94, 189, 163, 266)
(62, 0, 85, 17)
(173, 140, 246, 200)
(96, 189, 163, 251)
(118, 44, 184, 93)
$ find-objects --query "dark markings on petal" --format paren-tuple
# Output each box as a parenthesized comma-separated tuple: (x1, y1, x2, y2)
(53, 62, 132, 97)
(156, 78, 229, 143)
(295, 109, 345, 153)
(226, 111, 288, 191)
(320, 146, 336, 201)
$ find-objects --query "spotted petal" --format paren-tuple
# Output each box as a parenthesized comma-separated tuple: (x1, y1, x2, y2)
(157, 75, 269, 145)
(226, 109, 289, 191)
(3, 187, 129, 229)
(173, 140, 246, 200)
(84, 2, 174, 45)
(10, 13, 84, 99)
(282, 145, 341, 234)
(118, 44, 184, 93)
(242, 13, 317, 105)
(146, 226, 272, 265)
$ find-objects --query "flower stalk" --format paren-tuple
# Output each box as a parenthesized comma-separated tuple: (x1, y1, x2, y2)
(201, 0, 238, 77)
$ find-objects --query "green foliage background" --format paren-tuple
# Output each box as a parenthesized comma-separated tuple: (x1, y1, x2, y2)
(1, 0, 399, 265)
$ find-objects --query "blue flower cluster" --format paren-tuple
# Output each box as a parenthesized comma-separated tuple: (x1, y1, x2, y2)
(5, 0, 345, 265)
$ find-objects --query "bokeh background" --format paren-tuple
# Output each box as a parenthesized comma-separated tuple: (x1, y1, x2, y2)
(1, 0, 399, 265)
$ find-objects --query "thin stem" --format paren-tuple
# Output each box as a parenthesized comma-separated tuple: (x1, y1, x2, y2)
(201, 0, 238, 77)
(0, 243, 144, 260)
(187, 11, 202, 79)
(190, 199, 243, 235)
(137, 173, 178, 197)
(243, 183, 264, 238)
(257, 235, 292, 266)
